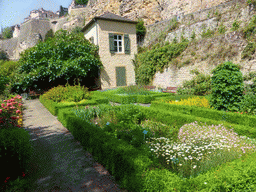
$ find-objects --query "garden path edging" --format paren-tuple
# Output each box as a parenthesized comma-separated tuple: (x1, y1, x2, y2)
(22, 99, 127, 192)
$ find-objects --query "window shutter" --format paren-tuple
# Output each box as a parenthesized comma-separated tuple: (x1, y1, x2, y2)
(124, 34, 130, 54)
(109, 33, 115, 53)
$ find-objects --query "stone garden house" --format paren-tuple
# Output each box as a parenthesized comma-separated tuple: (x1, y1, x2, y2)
(82, 12, 138, 90)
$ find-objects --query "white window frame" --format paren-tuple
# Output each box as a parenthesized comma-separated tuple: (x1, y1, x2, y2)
(114, 34, 123, 53)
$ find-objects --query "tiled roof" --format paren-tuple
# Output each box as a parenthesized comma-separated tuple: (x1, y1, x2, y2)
(82, 12, 137, 32)
(95, 12, 136, 23)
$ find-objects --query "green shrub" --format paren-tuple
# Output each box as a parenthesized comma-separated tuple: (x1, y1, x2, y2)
(0, 127, 33, 183)
(242, 42, 256, 59)
(218, 23, 227, 34)
(0, 50, 8, 60)
(41, 83, 91, 103)
(243, 15, 256, 39)
(177, 70, 211, 96)
(231, 20, 240, 31)
(44, 29, 54, 42)
(0, 74, 10, 95)
(201, 28, 215, 38)
(210, 61, 244, 111)
(240, 92, 256, 115)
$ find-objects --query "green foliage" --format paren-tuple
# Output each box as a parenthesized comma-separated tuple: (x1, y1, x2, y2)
(136, 19, 146, 37)
(0, 74, 10, 95)
(242, 42, 256, 59)
(1, 27, 13, 39)
(247, 0, 256, 6)
(0, 128, 33, 183)
(70, 26, 83, 34)
(44, 29, 54, 42)
(117, 85, 151, 95)
(243, 71, 256, 93)
(0, 60, 21, 81)
(177, 69, 211, 96)
(0, 50, 8, 60)
(12, 29, 102, 93)
(168, 17, 179, 32)
(191, 31, 196, 40)
(75, 0, 88, 5)
(231, 20, 240, 31)
(218, 22, 227, 34)
(41, 83, 91, 103)
(240, 92, 256, 115)
(134, 40, 189, 85)
(243, 15, 256, 39)
(210, 61, 244, 111)
(201, 28, 215, 38)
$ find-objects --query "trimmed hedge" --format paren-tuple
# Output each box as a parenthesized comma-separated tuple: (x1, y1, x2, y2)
(39, 95, 109, 116)
(139, 106, 256, 139)
(151, 101, 256, 128)
(0, 127, 33, 182)
(154, 95, 205, 102)
(91, 90, 170, 104)
(65, 116, 156, 191)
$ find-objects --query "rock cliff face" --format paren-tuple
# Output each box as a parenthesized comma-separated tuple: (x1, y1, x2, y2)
(80, 0, 232, 25)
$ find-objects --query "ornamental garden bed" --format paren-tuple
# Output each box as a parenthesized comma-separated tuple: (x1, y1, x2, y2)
(92, 86, 171, 104)
(49, 99, 256, 191)
(37, 84, 256, 191)
(0, 94, 33, 191)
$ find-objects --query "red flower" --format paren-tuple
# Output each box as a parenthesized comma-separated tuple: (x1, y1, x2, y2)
(22, 172, 25, 177)
(4, 177, 10, 183)
(0, 109, 2, 114)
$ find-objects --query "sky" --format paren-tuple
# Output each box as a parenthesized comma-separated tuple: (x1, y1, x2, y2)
(0, 0, 72, 30)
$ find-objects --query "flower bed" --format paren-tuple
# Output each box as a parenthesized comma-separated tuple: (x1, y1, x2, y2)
(67, 103, 256, 191)
(0, 94, 33, 191)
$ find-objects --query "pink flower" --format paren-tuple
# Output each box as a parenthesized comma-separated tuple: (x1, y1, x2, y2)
(10, 106, 16, 109)
(7, 103, 12, 107)
(10, 99, 15, 102)
(0, 109, 2, 114)
(1, 103, 5, 108)
(18, 103, 23, 106)
(16, 110, 21, 114)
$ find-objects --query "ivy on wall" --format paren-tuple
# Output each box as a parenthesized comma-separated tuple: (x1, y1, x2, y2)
(133, 39, 189, 85)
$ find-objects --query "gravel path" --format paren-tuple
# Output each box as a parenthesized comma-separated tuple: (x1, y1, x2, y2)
(22, 99, 127, 192)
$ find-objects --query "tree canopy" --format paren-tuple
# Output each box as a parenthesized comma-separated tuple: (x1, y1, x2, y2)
(2, 27, 13, 39)
(11, 29, 102, 93)
(75, 0, 88, 5)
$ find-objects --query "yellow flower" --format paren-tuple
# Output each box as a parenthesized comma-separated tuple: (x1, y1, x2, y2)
(168, 97, 211, 108)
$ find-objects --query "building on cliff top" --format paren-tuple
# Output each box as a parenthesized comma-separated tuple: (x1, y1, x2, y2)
(82, 12, 138, 90)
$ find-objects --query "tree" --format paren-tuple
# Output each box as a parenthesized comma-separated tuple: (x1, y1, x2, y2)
(11, 29, 102, 93)
(44, 29, 54, 42)
(2, 27, 13, 39)
(136, 19, 146, 45)
(75, 0, 88, 5)
(210, 61, 244, 111)
(0, 50, 8, 60)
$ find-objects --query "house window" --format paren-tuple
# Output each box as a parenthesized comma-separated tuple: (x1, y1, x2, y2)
(114, 34, 123, 53)
(109, 33, 130, 54)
